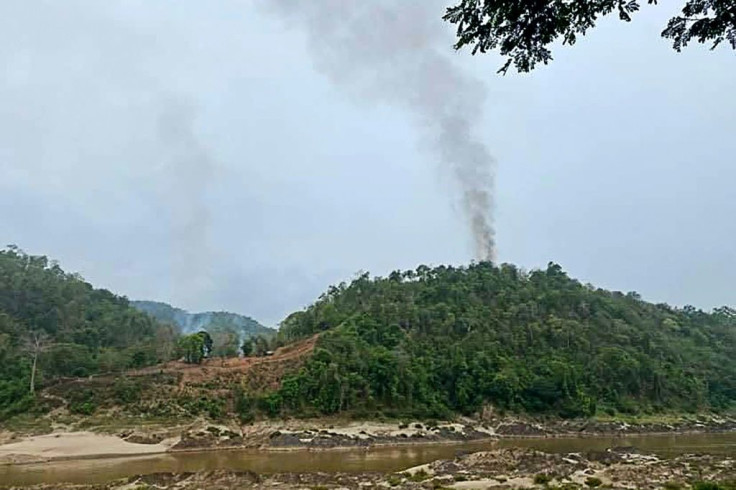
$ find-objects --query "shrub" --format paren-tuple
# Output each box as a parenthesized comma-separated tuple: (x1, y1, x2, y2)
(68, 389, 97, 415)
(387, 475, 403, 487)
(535, 473, 553, 485)
(113, 378, 141, 404)
(584, 477, 602, 488)
(0, 380, 34, 420)
(234, 388, 255, 424)
(261, 393, 283, 417)
(407, 469, 430, 482)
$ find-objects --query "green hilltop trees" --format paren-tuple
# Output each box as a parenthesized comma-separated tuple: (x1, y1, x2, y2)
(3, 245, 735, 423)
(0, 246, 175, 418)
(270, 262, 736, 419)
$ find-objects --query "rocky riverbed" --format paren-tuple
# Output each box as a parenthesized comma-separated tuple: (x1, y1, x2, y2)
(4, 447, 734, 489)
(135, 415, 736, 452)
(2, 414, 735, 469)
(263, 416, 736, 450)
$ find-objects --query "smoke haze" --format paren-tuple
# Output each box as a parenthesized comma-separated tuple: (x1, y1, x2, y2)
(3, 0, 734, 324)
(266, 0, 496, 261)
(157, 97, 214, 302)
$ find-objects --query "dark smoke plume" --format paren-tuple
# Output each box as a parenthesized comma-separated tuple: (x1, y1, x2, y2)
(266, 0, 496, 261)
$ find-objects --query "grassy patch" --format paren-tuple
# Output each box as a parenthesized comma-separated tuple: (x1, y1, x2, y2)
(692, 482, 736, 490)
(406, 469, 431, 482)
(663, 481, 683, 490)
(2, 414, 53, 435)
(591, 412, 708, 425)
(75, 414, 191, 433)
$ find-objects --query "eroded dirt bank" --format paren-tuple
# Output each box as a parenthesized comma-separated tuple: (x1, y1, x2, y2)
(4, 447, 734, 490)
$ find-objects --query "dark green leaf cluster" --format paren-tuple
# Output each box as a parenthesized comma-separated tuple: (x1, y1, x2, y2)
(275, 262, 736, 418)
(177, 331, 213, 364)
(662, 0, 736, 51)
(444, 0, 735, 74)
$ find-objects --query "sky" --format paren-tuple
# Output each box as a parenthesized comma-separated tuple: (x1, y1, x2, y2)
(1, 1, 735, 326)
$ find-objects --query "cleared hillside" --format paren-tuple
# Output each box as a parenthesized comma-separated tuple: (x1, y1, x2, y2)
(43, 334, 318, 421)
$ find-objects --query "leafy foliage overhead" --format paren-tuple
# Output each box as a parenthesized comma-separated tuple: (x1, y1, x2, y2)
(444, 0, 736, 74)
(273, 262, 736, 419)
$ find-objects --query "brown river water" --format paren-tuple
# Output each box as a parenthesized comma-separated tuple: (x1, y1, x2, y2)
(1, 432, 735, 486)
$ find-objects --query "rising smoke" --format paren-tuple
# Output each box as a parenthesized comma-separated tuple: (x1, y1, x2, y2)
(265, 0, 496, 261)
(157, 97, 214, 303)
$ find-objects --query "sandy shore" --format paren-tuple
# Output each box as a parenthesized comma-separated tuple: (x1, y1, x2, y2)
(0, 432, 178, 465)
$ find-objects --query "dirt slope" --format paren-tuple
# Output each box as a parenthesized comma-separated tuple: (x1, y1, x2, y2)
(40, 335, 319, 419)
(128, 333, 319, 388)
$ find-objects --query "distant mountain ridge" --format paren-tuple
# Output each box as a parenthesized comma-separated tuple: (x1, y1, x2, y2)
(131, 300, 274, 339)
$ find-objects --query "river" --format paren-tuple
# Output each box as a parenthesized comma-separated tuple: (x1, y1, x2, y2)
(1, 432, 735, 486)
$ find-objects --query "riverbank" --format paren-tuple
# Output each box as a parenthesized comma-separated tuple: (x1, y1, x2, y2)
(3, 446, 734, 489)
(0, 432, 179, 465)
(120, 413, 736, 453)
(261, 415, 736, 450)
(1, 414, 735, 466)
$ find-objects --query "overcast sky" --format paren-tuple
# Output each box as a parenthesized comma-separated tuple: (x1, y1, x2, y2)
(2, 1, 735, 326)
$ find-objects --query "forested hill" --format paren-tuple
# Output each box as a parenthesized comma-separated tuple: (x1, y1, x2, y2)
(0, 247, 176, 418)
(131, 301, 273, 339)
(273, 263, 736, 419)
